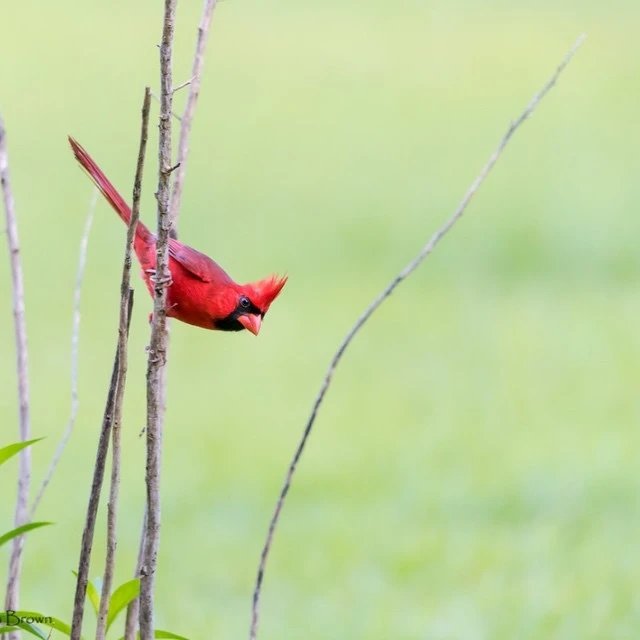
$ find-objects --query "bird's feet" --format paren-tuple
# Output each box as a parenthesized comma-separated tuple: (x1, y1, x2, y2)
(145, 268, 173, 287)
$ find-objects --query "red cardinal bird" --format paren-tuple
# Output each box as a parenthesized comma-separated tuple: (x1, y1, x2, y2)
(69, 137, 286, 335)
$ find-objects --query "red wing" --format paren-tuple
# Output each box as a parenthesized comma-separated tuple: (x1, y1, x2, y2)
(169, 239, 233, 284)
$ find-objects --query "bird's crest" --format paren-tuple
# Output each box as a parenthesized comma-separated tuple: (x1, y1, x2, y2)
(247, 275, 288, 313)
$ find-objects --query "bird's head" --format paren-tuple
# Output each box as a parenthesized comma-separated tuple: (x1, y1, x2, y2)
(217, 275, 287, 335)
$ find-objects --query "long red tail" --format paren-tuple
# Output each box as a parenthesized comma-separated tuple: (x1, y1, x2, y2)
(68, 137, 153, 243)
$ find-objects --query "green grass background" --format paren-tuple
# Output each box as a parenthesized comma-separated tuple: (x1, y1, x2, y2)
(1, 1, 639, 638)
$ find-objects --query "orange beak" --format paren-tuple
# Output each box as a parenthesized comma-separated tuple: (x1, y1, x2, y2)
(238, 314, 262, 336)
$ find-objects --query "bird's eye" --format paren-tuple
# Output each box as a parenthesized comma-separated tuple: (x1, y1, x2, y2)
(239, 295, 251, 309)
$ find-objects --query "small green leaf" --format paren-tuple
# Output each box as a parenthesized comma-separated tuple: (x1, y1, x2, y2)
(106, 578, 140, 631)
(0, 612, 48, 639)
(115, 631, 191, 640)
(154, 631, 191, 639)
(71, 571, 100, 615)
(0, 438, 44, 467)
(9, 625, 47, 639)
(0, 522, 53, 548)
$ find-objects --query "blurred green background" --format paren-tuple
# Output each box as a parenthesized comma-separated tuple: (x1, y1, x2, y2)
(1, 1, 639, 638)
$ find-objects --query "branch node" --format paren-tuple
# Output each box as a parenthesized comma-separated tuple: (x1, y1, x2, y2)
(172, 77, 194, 94)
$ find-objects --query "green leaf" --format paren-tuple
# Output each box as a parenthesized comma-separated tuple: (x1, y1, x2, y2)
(0, 522, 53, 548)
(154, 631, 191, 639)
(0, 612, 48, 639)
(115, 631, 191, 640)
(71, 570, 100, 615)
(2, 625, 47, 639)
(7, 611, 72, 637)
(106, 578, 140, 631)
(0, 438, 44, 467)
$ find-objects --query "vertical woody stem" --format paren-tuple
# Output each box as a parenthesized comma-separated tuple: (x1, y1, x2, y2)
(139, 2, 176, 638)
(1, 113, 31, 640)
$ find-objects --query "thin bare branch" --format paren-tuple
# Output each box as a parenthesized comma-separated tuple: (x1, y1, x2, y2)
(134, 3, 216, 631)
(70, 87, 151, 640)
(123, 507, 147, 640)
(172, 77, 194, 94)
(30, 189, 97, 518)
(169, 0, 218, 231)
(91, 291, 133, 640)
(1, 113, 32, 640)
(69, 293, 133, 640)
(96, 87, 152, 640)
(249, 34, 587, 640)
(139, 2, 177, 638)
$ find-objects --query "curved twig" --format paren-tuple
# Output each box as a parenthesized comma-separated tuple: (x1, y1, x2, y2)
(249, 34, 587, 640)
(30, 189, 97, 518)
